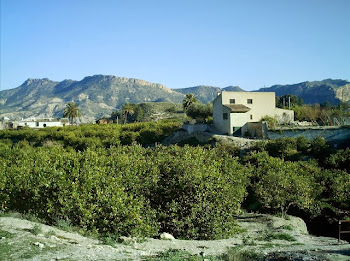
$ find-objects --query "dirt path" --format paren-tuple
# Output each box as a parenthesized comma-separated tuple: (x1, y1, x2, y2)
(1, 213, 349, 260)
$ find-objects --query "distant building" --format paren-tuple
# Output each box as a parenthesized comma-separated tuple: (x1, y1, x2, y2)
(213, 91, 294, 136)
(14, 117, 68, 129)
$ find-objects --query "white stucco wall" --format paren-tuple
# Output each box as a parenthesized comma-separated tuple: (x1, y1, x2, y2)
(213, 91, 294, 135)
(16, 120, 64, 128)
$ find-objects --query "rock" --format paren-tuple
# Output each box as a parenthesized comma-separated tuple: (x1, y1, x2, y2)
(34, 242, 44, 248)
(119, 236, 137, 244)
(50, 235, 60, 241)
(160, 232, 175, 240)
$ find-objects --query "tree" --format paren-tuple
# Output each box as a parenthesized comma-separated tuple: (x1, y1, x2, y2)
(247, 152, 317, 217)
(182, 93, 198, 111)
(186, 102, 213, 121)
(122, 103, 134, 124)
(63, 102, 81, 125)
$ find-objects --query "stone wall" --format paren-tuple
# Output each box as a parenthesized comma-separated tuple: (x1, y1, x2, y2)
(268, 126, 350, 148)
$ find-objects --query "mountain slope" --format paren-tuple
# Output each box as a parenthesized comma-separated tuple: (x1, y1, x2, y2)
(173, 85, 244, 103)
(0, 75, 185, 122)
(1, 76, 349, 122)
(256, 79, 350, 105)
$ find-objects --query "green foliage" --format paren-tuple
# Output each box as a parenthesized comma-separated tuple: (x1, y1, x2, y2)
(149, 249, 213, 261)
(245, 152, 318, 216)
(258, 231, 296, 242)
(63, 102, 81, 125)
(260, 115, 277, 129)
(253, 137, 300, 161)
(185, 102, 213, 121)
(276, 94, 301, 108)
(0, 143, 250, 240)
(151, 146, 250, 240)
(222, 247, 263, 261)
(182, 93, 198, 111)
(324, 148, 350, 172)
(0, 121, 182, 149)
(31, 224, 42, 235)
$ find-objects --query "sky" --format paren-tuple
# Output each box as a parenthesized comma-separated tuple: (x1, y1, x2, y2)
(1, 0, 350, 91)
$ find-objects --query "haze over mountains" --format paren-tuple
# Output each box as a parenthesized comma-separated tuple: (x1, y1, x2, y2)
(0, 75, 349, 122)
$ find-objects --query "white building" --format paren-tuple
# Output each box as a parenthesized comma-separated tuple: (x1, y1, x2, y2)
(15, 117, 68, 129)
(213, 91, 294, 135)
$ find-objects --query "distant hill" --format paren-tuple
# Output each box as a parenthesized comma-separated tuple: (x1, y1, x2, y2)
(256, 79, 350, 105)
(173, 85, 244, 103)
(0, 75, 185, 122)
(1, 75, 349, 122)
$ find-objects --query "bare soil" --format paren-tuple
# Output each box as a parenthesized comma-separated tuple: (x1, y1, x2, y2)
(1, 213, 349, 260)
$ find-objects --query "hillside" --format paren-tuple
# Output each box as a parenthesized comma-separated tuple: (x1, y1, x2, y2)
(1, 76, 349, 122)
(0, 75, 185, 122)
(173, 85, 244, 103)
(257, 79, 350, 105)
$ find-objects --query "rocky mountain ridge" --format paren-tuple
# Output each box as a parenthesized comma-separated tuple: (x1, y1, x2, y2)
(0, 75, 349, 122)
(257, 79, 350, 105)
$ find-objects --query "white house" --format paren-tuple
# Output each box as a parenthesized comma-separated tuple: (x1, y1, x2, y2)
(213, 91, 294, 135)
(15, 117, 68, 129)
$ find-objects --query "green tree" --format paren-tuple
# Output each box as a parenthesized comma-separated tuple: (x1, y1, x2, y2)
(185, 102, 213, 121)
(122, 103, 135, 124)
(182, 93, 198, 111)
(246, 152, 317, 217)
(63, 102, 81, 125)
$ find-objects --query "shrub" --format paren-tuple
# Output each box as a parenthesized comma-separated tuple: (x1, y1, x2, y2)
(151, 145, 250, 239)
(246, 152, 318, 217)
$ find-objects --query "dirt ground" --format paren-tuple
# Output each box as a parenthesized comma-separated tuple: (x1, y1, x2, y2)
(1, 213, 349, 260)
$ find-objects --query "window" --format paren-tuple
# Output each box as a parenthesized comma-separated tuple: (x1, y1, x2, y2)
(250, 115, 253, 120)
(229, 99, 235, 104)
(223, 113, 228, 120)
(36, 122, 39, 127)
(43, 124, 47, 127)
(247, 99, 253, 104)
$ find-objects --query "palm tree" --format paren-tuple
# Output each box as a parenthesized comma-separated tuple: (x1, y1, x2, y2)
(182, 93, 198, 111)
(122, 103, 134, 124)
(64, 102, 81, 125)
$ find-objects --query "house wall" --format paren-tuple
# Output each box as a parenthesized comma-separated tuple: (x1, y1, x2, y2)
(16, 121, 64, 128)
(274, 108, 294, 124)
(213, 91, 294, 135)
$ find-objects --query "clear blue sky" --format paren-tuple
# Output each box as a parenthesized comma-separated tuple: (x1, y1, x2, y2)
(1, 0, 349, 91)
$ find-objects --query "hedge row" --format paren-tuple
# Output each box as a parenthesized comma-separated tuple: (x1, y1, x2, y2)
(0, 121, 182, 149)
(0, 142, 250, 239)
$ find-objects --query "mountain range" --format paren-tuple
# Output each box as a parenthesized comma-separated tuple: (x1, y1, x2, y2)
(0, 75, 349, 122)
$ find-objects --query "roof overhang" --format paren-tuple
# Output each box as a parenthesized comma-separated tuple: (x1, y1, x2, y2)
(223, 104, 251, 113)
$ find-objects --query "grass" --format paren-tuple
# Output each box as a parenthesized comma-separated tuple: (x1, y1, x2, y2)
(279, 224, 293, 231)
(221, 247, 264, 261)
(55, 219, 74, 232)
(31, 224, 42, 235)
(45, 230, 56, 238)
(242, 236, 256, 246)
(258, 231, 296, 242)
(146, 249, 221, 261)
(0, 229, 15, 239)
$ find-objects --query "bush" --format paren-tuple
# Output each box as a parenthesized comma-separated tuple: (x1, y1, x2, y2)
(0, 143, 251, 240)
(324, 148, 350, 172)
(185, 102, 213, 121)
(151, 145, 250, 239)
(245, 152, 318, 217)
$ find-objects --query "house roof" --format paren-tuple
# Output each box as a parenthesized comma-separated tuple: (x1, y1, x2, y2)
(223, 104, 251, 113)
